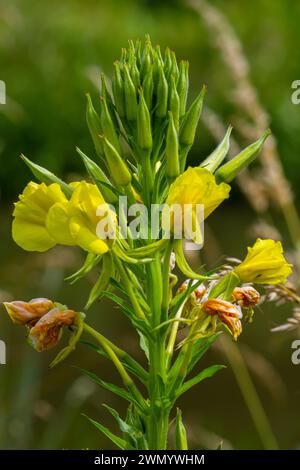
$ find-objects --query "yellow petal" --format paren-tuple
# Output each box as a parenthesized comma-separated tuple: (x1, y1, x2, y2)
(12, 218, 56, 252)
(46, 202, 75, 246)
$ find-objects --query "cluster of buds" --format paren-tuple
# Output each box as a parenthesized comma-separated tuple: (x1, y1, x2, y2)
(3, 299, 84, 357)
(86, 35, 204, 193)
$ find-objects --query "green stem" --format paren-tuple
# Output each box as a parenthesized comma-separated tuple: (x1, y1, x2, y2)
(220, 335, 279, 450)
(83, 323, 147, 411)
(113, 254, 146, 320)
(161, 241, 173, 322)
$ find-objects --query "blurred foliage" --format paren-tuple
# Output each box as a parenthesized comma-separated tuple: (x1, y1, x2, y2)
(1, 0, 300, 451)
(1, 0, 300, 200)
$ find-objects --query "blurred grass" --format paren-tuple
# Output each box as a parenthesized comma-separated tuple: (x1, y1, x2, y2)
(1, 0, 300, 450)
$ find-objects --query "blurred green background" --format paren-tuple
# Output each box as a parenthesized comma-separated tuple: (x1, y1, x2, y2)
(1, 0, 300, 450)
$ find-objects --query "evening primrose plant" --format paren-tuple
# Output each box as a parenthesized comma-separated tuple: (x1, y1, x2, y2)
(3, 37, 292, 450)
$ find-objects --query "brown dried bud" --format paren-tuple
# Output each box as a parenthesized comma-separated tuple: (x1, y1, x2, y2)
(232, 286, 260, 308)
(28, 308, 77, 352)
(3, 298, 54, 325)
(203, 298, 242, 341)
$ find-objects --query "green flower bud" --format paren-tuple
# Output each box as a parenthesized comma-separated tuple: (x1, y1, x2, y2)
(142, 66, 154, 111)
(200, 125, 232, 173)
(164, 47, 172, 78)
(179, 85, 206, 147)
(177, 61, 189, 116)
(86, 93, 103, 157)
(170, 51, 179, 82)
(120, 47, 127, 65)
(215, 129, 271, 183)
(137, 89, 152, 150)
(100, 73, 119, 130)
(156, 64, 168, 118)
(112, 62, 125, 118)
(76, 147, 117, 203)
(124, 64, 138, 121)
(102, 136, 132, 187)
(140, 44, 152, 80)
(129, 56, 140, 88)
(166, 112, 180, 180)
(169, 76, 180, 131)
(100, 96, 121, 154)
(175, 409, 188, 450)
(135, 39, 142, 67)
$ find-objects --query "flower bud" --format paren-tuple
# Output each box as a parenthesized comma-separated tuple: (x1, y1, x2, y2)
(179, 85, 206, 147)
(86, 93, 103, 157)
(175, 409, 188, 450)
(137, 89, 152, 150)
(166, 112, 180, 180)
(129, 56, 140, 88)
(112, 62, 125, 118)
(215, 129, 271, 183)
(170, 51, 179, 82)
(140, 44, 152, 80)
(177, 61, 189, 116)
(169, 76, 180, 131)
(100, 96, 121, 155)
(124, 64, 138, 121)
(100, 73, 119, 130)
(155, 64, 168, 118)
(142, 66, 154, 111)
(164, 47, 172, 78)
(200, 126, 232, 173)
(4, 298, 54, 325)
(102, 136, 132, 187)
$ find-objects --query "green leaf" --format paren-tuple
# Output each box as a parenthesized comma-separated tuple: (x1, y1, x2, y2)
(177, 365, 225, 398)
(78, 367, 141, 408)
(50, 312, 85, 368)
(21, 154, 72, 197)
(65, 253, 102, 284)
(187, 333, 221, 375)
(126, 239, 169, 258)
(79, 342, 148, 385)
(83, 414, 133, 450)
(173, 239, 209, 280)
(103, 291, 148, 334)
(85, 254, 114, 309)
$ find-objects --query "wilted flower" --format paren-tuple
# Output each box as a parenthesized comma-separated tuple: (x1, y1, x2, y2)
(232, 286, 260, 307)
(3, 298, 54, 325)
(234, 238, 292, 284)
(202, 298, 242, 340)
(177, 280, 206, 319)
(28, 308, 77, 352)
(164, 167, 230, 243)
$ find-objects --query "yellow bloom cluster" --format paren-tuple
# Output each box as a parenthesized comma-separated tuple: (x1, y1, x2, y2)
(235, 238, 292, 284)
(12, 181, 116, 255)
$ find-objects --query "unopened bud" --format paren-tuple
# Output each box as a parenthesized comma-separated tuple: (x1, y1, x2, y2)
(156, 65, 168, 118)
(200, 126, 232, 173)
(177, 61, 189, 116)
(169, 76, 180, 131)
(137, 89, 152, 150)
(166, 112, 180, 180)
(124, 65, 138, 121)
(179, 85, 206, 147)
(112, 62, 125, 118)
(215, 130, 271, 183)
(142, 66, 154, 111)
(100, 96, 121, 155)
(86, 93, 103, 157)
(102, 136, 132, 187)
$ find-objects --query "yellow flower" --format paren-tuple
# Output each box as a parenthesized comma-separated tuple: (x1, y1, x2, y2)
(12, 182, 74, 252)
(12, 181, 116, 256)
(163, 167, 230, 243)
(234, 238, 292, 284)
(68, 181, 116, 255)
